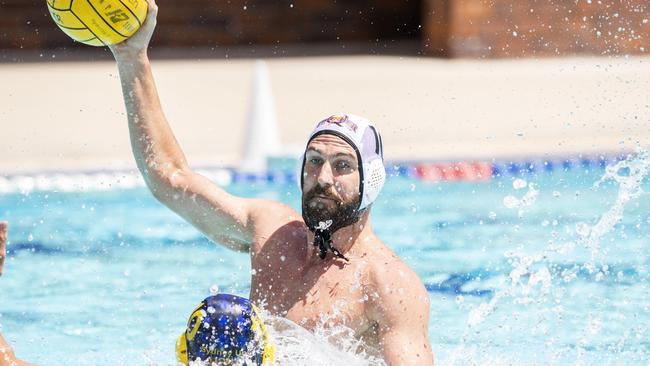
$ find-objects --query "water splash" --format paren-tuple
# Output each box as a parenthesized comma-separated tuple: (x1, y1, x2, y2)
(578, 149, 650, 271)
(193, 296, 386, 366)
(503, 179, 539, 217)
(450, 147, 650, 365)
(266, 315, 385, 366)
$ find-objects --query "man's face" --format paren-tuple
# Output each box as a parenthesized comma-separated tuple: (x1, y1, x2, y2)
(301, 134, 361, 230)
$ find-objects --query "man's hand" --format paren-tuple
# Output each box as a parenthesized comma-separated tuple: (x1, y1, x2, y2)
(0, 221, 7, 277)
(108, 0, 158, 62)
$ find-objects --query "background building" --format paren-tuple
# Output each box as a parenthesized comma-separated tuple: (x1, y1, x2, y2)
(2, 0, 648, 59)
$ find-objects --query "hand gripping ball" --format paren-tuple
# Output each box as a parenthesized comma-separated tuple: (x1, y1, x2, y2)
(46, 0, 148, 46)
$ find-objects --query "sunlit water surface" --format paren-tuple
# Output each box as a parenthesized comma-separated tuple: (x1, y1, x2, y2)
(1, 154, 649, 365)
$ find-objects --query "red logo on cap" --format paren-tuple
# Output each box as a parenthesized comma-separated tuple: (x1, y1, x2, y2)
(317, 114, 358, 133)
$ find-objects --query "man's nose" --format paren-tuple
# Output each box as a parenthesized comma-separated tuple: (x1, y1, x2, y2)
(317, 160, 334, 188)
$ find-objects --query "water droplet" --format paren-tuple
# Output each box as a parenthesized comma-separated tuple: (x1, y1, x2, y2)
(503, 195, 519, 208)
(576, 222, 590, 236)
(513, 178, 527, 190)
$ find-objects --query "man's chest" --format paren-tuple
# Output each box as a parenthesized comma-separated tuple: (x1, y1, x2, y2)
(250, 256, 371, 333)
(284, 273, 367, 331)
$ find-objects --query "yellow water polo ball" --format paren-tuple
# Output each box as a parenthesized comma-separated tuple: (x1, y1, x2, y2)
(46, 0, 148, 46)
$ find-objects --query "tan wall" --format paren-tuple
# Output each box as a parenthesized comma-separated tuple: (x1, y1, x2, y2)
(1, 56, 648, 174)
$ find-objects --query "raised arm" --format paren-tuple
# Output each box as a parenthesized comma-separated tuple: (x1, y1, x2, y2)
(109, 1, 271, 252)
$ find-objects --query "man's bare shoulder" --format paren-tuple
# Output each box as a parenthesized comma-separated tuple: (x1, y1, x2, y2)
(362, 241, 430, 314)
(361, 242, 434, 366)
(248, 199, 300, 227)
(247, 199, 306, 252)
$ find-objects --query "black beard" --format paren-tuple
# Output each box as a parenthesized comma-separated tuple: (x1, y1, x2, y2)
(301, 186, 361, 234)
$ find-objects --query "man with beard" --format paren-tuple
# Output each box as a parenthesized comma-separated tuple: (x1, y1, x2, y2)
(109, 1, 434, 364)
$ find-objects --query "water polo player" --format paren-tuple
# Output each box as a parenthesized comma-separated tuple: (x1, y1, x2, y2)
(176, 294, 274, 366)
(109, 1, 433, 364)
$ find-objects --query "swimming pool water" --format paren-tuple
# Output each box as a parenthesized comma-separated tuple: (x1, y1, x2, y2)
(0, 161, 649, 365)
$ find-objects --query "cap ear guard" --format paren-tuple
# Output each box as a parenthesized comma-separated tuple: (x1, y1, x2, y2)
(360, 157, 386, 210)
(297, 151, 307, 189)
(176, 332, 189, 365)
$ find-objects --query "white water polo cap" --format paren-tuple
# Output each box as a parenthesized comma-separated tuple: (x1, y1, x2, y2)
(300, 114, 386, 211)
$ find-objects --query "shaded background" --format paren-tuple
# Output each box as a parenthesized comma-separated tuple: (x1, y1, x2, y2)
(2, 0, 649, 60)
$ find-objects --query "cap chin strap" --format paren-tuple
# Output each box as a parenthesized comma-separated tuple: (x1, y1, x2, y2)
(311, 220, 349, 261)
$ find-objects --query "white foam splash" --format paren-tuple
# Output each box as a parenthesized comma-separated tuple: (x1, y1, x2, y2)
(503, 182, 539, 210)
(512, 178, 528, 190)
(581, 149, 650, 270)
(266, 315, 386, 366)
(467, 292, 506, 328)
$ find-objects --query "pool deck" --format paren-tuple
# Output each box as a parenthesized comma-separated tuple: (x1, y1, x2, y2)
(1, 55, 649, 174)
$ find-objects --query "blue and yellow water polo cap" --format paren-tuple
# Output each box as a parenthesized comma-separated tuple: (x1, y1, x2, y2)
(176, 294, 275, 365)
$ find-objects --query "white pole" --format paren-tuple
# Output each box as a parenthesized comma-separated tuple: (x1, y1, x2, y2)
(240, 60, 281, 172)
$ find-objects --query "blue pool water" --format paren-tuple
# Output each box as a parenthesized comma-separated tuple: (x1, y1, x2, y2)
(0, 155, 649, 365)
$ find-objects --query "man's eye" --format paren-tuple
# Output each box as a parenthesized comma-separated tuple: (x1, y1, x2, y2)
(309, 157, 323, 165)
(336, 161, 352, 169)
